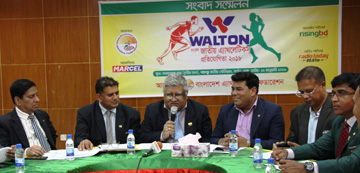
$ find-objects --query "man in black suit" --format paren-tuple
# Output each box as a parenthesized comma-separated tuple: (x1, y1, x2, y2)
(0, 79, 57, 157)
(283, 66, 337, 147)
(139, 74, 212, 143)
(75, 76, 140, 150)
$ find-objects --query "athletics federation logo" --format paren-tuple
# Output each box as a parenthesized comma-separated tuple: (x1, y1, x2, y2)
(203, 16, 235, 33)
(115, 32, 138, 56)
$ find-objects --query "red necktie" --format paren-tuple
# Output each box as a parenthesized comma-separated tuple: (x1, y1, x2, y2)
(336, 121, 349, 158)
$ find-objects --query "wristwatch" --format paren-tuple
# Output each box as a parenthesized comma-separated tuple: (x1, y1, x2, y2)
(304, 162, 314, 173)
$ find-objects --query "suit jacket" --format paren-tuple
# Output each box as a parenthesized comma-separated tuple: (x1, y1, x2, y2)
(210, 98, 285, 149)
(0, 109, 57, 149)
(287, 95, 337, 145)
(139, 99, 212, 143)
(74, 101, 141, 146)
(292, 116, 360, 172)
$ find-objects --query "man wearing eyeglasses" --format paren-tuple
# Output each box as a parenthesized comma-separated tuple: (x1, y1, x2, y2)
(282, 66, 338, 147)
(272, 72, 360, 172)
(139, 74, 212, 143)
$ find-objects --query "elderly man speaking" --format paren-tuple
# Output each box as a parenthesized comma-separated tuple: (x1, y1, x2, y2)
(139, 74, 212, 143)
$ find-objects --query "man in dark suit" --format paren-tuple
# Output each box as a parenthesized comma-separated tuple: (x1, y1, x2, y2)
(284, 66, 337, 148)
(210, 72, 285, 149)
(272, 72, 360, 172)
(0, 79, 57, 157)
(139, 74, 212, 143)
(75, 77, 140, 150)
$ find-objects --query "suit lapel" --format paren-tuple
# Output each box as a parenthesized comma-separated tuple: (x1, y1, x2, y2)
(342, 121, 358, 154)
(184, 100, 194, 135)
(299, 106, 310, 143)
(250, 99, 264, 139)
(10, 110, 30, 148)
(115, 104, 126, 143)
(316, 96, 332, 138)
(94, 103, 107, 142)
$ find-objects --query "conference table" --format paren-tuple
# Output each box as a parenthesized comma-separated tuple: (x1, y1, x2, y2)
(1, 147, 269, 172)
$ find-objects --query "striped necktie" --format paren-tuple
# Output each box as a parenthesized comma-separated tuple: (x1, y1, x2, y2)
(28, 114, 51, 152)
(336, 121, 349, 158)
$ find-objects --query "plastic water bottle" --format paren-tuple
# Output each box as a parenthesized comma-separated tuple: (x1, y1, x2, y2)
(15, 143, 25, 173)
(127, 129, 135, 155)
(229, 130, 238, 157)
(253, 138, 263, 168)
(265, 158, 277, 173)
(66, 134, 75, 161)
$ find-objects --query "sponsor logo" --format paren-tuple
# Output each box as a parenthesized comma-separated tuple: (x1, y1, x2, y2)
(203, 16, 235, 33)
(113, 65, 143, 72)
(115, 33, 138, 55)
(187, 79, 194, 90)
(190, 16, 249, 46)
(299, 30, 328, 38)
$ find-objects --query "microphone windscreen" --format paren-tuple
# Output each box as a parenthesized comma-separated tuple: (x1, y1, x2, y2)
(170, 106, 178, 114)
(156, 141, 163, 149)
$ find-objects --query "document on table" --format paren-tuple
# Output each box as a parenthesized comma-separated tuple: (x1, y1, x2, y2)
(210, 144, 245, 153)
(249, 151, 272, 159)
(0, 147, 12, 163)
(136, 143, 173, 150)
(43, 147, 100, 160)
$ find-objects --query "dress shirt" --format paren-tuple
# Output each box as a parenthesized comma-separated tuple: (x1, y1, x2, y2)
(16, 107, 47, 148)
(307, 107, 321, 144)
(160, 103, 187, 142)
(234, 97, 258, 139)
(287, 116, 357, 173)
(99, 103, 117, 144)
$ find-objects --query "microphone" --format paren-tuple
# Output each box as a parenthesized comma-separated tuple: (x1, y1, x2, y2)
(170, 106, 178, 121)
(142, 141, 163, 157)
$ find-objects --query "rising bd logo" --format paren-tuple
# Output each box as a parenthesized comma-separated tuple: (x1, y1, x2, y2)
(115, 33, 138, 55)
(187, 79, 194, 90)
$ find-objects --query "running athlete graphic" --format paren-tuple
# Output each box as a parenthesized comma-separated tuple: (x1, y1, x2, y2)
(242, 13, 281, 63)
(156, 16, 204, 65)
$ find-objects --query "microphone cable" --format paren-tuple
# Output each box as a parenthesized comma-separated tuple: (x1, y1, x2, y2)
(135, 155, 144, 173)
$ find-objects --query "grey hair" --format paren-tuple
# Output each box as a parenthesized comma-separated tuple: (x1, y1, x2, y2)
(163, 73, 188, 93)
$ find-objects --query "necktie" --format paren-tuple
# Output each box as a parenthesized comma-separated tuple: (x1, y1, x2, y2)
(336, 121, 349, 158)
(106, 111, 113, 144)
(174, 111, 184, 141)
(28, 115, 51, 152)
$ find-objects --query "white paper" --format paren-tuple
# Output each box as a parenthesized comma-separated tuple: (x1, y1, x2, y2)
(249, 151, 272, 159)
(43, 147, 100, 160)
(0, 147, 12, 163)
(210, 144, 245, 153)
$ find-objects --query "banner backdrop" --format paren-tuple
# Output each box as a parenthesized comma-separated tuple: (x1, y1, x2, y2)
(99, 0, 341, 98)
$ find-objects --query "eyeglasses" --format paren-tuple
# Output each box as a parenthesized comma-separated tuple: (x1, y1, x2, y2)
(165, 93, 186, 100)
(296, 81, 323, 97)
(329, 90, 355, 99)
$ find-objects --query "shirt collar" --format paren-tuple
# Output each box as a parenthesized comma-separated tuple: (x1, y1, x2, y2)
(234, 96, 258, 113)
(346, 116, 357, 128)
(98, 102, 117, 115)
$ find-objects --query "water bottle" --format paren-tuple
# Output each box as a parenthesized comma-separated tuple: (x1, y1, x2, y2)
(253, 138, 263, 168)
(127, 129, 135, 155)
(15, 143, 25, 173)
(229, 130, 238, 157)
(66, 134, 75, 161)
(265, 158, 277, 173)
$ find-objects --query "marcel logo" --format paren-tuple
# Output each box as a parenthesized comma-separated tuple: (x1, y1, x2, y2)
(299, 30, 328, 38)
(112, 65, 143, 72)
(203, 16, 235, 33)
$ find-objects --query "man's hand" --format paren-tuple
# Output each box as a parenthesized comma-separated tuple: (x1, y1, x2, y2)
(271, 149, 288, 164)
(237, 133, 248, 147)
(273, 141, 300, 150)
(279, 160, 306, 173)
(288, 141, 300, 147)
(78, 139, 93, 151)
(218, 132, 231, 146)
(161, 121, 175, 140)
(26, 145, 46, 156)
(5, 145, 16, 160)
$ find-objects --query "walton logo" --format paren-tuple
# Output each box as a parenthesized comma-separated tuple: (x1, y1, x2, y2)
(203, 16, 235, 33)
